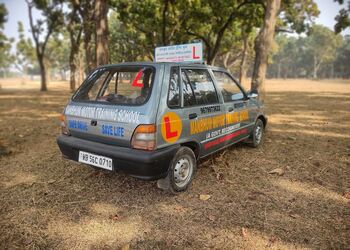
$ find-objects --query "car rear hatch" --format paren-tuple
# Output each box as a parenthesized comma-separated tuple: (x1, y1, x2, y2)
(63, 64, 162, 148)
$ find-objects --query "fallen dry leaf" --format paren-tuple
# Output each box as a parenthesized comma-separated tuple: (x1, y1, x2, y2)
(268, 168, 285, 176)
(289, 214, 301, 219)
(110, 214, 120, 221)
(242, 227, 248, 238)
(216, 172, 224, 180)
(199, 194, 211, 201)
(208, 214, 216, 221)
(47, 179, 56, 184)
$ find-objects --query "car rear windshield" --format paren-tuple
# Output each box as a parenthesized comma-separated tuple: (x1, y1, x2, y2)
(73, 66, 155, 105)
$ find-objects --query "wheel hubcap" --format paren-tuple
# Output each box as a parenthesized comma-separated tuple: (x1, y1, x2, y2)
(174, 157, 192, 188)
(255, 125, 263, 144)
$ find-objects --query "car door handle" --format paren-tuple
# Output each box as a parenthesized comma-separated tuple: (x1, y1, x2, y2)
(228, 107, 234, 112)
(91, 120, 97, 126)
(189, 113, 197, 119)
(234, 103, 244, 109)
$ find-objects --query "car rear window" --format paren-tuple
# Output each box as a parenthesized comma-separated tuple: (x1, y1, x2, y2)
(73, 66, 155, 105)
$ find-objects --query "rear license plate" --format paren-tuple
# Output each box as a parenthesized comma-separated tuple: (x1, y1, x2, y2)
(78, 151, 113, 171)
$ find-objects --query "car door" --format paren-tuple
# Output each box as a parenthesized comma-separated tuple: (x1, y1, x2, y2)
(211, 70, 253, 144)
(179, 67, 226, 156)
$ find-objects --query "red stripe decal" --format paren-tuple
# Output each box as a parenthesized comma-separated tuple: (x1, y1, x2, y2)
(204, 128, 248, 150)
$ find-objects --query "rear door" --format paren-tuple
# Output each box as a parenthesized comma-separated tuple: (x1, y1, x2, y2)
(64, 65, 161, 147)
(156, 66, 226, 156)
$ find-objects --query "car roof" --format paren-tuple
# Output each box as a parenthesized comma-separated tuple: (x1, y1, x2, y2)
(96, 62, 228, 72)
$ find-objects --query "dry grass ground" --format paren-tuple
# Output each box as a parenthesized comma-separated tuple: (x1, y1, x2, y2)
(0, 78, 349, 249)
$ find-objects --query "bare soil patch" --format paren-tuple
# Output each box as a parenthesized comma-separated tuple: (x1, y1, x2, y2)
(0, 78, 349, 249)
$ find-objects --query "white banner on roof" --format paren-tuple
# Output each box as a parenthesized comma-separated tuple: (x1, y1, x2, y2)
(155, 42, 203, 63)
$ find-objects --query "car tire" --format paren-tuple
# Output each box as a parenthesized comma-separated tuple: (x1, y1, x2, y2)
(247, 118, 264, 148)
(157, 146, 196, 194)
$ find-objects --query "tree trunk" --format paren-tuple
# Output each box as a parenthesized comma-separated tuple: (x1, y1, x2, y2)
(38, 55, 47, 91)
(251, 0, 281, 93)
(80, 1, 96, 74)
(95, 0, 109, 66)
(68, 30, 82, 91)
(162, 0, 170, 45)
(239, 33, 249, 84)
(313, 55, 317, 78)
(70, 63, 76, 92)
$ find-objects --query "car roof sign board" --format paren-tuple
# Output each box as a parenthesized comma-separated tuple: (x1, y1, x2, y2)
(155, 42, 203, 63)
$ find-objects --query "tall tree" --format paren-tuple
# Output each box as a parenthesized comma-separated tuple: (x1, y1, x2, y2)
(16, 21, 36, 77)
(0, 4, 14, 77)
(181, 0, 264, 64)
(26, 0, 64, 91)
(251, 0, 281, 93)
(76, 0, 96, 74)
(67, 1, 82, 91)
(109, 11, 149, 62)
(45, 33, 70, 81)
(95, 0, 109, 65)
(334, 35, 350, 78)
(307, 25, 342, 78)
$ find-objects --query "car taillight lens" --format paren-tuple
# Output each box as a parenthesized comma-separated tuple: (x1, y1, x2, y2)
(60, 114, 71, 136)
(131, 124, 156, 151)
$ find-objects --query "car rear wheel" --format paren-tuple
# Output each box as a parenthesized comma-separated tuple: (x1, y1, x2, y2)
(247, 118, 264, 148)
(157, 146, 196, 194)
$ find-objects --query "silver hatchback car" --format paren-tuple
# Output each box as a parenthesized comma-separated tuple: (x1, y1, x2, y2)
(57, 62, 267, 193)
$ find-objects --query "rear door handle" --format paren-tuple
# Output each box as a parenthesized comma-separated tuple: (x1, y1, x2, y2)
(91, 120, 97, 126)
(189, 113, 197, 119)
(228, 107, 234, 112)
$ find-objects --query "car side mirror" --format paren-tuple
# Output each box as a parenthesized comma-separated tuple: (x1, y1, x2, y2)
(247, 90, 258, 99)
(231, 92, 244, 101)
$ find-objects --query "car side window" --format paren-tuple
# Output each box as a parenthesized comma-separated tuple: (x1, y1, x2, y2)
(167, 67, 180, 108)
(181, 69, 219, 106)
(213, 71, 244, 102)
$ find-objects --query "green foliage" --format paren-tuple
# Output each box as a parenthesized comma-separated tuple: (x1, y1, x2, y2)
(110, 0, 319, 65)
(307, 25, 342, 64)
(27, 0, 64, 52)
(109, 11, 150, 62)
(334, 0, 350, 33)
(334, 35, 350, 77)
(0, 3, 8, 29)
(268, 25, 345, 78)
(279, 0, 319, 33)
(16, 22, 37, 73)
(0, 4, 14, 74)
(45, 32, 70, 72)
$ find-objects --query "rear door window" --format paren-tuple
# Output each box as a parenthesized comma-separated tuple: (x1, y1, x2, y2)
(167, 67, 180, 108)
(181, 69, 219, 106)
(73, 66, 155, 105)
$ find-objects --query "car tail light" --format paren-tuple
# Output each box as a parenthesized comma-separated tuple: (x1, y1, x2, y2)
(131, 124, 156, 151)
(60, 114, 71, 136)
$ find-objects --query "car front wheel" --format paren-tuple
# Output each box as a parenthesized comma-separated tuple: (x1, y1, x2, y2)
(248, 118, 264, 148)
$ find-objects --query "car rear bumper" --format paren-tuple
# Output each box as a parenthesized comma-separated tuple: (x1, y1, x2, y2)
(57, 135, 179, 180)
